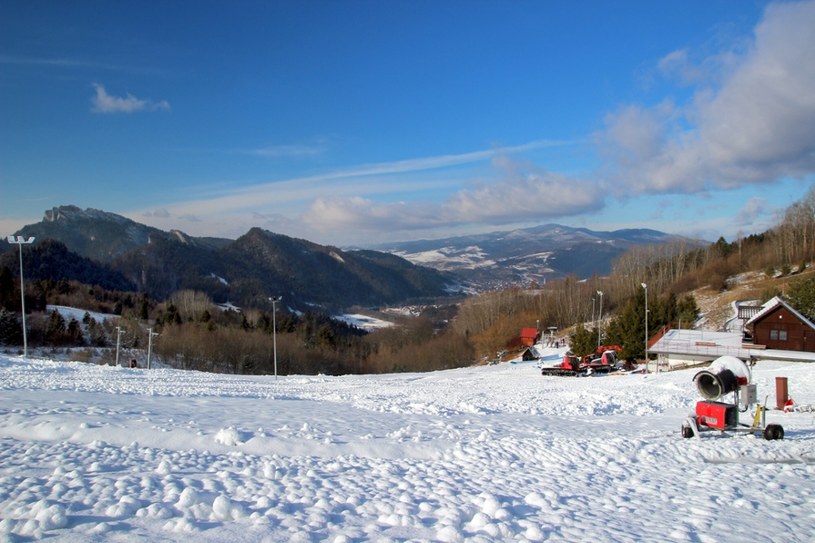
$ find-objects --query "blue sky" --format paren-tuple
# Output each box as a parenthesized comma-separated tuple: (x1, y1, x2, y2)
(2, 0, 814, 247)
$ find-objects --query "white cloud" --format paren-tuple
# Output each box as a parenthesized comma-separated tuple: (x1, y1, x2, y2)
(303, 197, 427, 232)
(600, 0, 815, 194)
(91, 83, 170, 114)
(734, 196, 768, 228)
(302, 158, 603, 235)
(142, 208, 171, 218)
(129, 140, 574, 222)
(444, 157, 602, 222)
(657, 48, 705, 86)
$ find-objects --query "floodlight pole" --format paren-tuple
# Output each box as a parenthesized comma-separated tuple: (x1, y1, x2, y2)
(270, 296, 281, 380)
(7, 236, 35, 358)
(643, 283, 649, 372)
(592, 296, 596, 328)
(115, 326, 125, 367)
(147, 328, 159, 369)
(596, 290, 603, 349)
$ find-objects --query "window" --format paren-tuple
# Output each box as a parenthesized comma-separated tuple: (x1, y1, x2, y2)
(770, 329, 788, 341)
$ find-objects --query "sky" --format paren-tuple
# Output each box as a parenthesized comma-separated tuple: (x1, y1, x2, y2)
(2, 0, 814, 247)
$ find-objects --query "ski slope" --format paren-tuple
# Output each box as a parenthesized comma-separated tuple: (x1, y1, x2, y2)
(1, 350, 814, 542)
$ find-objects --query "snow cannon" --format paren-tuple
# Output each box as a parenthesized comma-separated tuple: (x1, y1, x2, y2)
(681, 356, 784, 440)
(694, 355, 751, 402)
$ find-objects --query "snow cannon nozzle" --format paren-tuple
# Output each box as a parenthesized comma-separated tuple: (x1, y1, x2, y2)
(695, 368, 738, 400)
(692, 355, 751, 401)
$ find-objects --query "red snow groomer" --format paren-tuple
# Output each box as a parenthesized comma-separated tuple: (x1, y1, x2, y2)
(681, 355, 784, 440)
(540, 345, 621, 377)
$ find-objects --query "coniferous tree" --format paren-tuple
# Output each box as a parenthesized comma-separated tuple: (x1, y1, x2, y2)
(786, 275, 815, 320)
(67, 317, 84, 345)
(569, 323, 595, 357)
(139, 295, 149, 320)
(45, 309, 67, 344)
(86, 317, 107, 347)
(0, 266, 16, 311)
(0, 308, 22, 345)
(605, 297, 644, 360)
(675, 294, 700, 329)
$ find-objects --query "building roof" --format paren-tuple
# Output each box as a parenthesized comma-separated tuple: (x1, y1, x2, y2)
(745, 296, 815, 331)
(649, 326, 815, 363)
(649, 329, 752, 359)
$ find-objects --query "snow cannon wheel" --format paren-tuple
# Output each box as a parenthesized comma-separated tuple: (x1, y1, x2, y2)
(681, 424, 694, 439)
(763, 424, 784, 441)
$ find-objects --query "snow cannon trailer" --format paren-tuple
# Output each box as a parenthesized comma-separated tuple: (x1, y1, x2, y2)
(540, 346, 620, 377)
(681, 356, 783, 440)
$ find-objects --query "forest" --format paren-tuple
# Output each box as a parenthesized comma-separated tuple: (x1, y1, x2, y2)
(2, 186, 815, 374)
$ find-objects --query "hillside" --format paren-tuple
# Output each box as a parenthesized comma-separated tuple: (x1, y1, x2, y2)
(10, 206, 456, 311)
(379, 224, 699, 289)
(692, 267, 814, 332)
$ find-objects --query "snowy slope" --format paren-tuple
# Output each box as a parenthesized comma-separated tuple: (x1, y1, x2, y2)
(1, 352, 814, 542)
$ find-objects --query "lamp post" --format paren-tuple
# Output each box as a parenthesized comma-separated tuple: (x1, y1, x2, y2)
(270, 296, 281, 379)
(7, 236, 35, 358)
(147, 327, 159, 369)
(642, 283, 649, 373)
(592, 296, 596, 328)
(596, 290, 604, 349)
(115, 326, 125, 367)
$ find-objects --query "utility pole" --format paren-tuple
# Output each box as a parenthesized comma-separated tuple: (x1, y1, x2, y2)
(592, 296, 596, 329)
(596, 290, 604, 349)
(642, 283, 649, 373)
(6, 236, 35, 358)
(147, 328, 159, 369)
(115, 326, 125, 367)
(270, 296, 282, 379)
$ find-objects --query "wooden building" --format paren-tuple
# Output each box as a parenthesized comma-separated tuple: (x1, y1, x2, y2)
(520, 327, 541, 347)
(745, 296, 815, 352)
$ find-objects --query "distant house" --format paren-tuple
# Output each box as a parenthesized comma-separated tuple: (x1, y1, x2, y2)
(650, 296, 815, 369)
(520, 347, 539, 361)
(745, 296, 815, 352)
(520, 327, 541, 347)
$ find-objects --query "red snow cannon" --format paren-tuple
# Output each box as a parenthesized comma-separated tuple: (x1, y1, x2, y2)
(681, 355, 784, 440)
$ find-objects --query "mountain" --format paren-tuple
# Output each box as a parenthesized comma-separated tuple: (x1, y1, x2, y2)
(16, 206, 227, 263)
(377, 224, 698, 289)
(0, 238, 136, 293)
(11, 206, 456, 311)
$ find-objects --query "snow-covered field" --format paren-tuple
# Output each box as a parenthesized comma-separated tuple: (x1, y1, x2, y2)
(1, 350, 814, 542)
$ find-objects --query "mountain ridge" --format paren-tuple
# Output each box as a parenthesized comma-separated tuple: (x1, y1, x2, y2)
(10, 206, 699, 306)
(376, 223, 700, 289)
(11, 206, 456, 311)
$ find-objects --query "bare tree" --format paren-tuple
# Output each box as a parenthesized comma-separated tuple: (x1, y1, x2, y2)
(170, 290, 214, 322)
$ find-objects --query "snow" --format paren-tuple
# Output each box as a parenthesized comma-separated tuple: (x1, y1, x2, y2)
(209, 273, 229, 286)
(335, 314, 395, 331)
(216, 302, 241, 312)
(394, 246, 497, 271)
(47, 305, 117, 323)
(1, 350, 814, 542)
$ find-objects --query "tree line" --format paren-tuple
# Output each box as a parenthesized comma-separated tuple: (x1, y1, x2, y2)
(3, 185, 815, 373)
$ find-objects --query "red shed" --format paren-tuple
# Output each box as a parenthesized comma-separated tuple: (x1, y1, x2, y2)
(520, 327, 540, 347)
